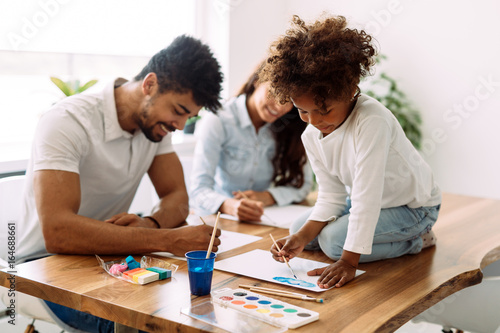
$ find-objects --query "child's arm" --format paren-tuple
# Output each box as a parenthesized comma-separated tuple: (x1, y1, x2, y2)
(308, 250, 360, 288)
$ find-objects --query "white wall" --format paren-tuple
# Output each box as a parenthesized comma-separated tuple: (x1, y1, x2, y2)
(195, 0, 230, 97)
(227, 0, 289, 96)
(227, 0, 500, 200)
(200, 0, 290, 98)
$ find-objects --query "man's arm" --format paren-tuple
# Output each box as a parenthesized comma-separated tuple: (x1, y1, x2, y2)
(34, 169, 219, 256)
(147, 152, 190, 228)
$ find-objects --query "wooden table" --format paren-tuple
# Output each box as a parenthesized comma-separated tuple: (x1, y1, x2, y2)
(2, 193, 500, 332)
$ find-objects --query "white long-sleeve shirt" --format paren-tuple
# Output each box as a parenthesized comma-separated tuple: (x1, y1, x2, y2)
(302, 94, 441, 255)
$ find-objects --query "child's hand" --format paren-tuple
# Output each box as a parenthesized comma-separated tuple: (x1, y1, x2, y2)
(270, 234, 307, 262)
(307, 259, 357, 288)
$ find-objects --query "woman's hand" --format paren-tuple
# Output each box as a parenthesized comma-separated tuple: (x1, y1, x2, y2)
(233, 190, 276, 206)
(220, 198, 264, 221)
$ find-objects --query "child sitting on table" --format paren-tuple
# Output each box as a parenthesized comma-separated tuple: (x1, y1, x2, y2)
(264, 15, 441, 288)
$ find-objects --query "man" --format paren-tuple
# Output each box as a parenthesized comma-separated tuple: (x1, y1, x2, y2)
(13, 35, 223, 332)
(17, 35, 223, 262)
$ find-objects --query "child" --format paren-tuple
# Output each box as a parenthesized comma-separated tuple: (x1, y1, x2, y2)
(261, 15, 441, 288)
(190, 62, 313, 222)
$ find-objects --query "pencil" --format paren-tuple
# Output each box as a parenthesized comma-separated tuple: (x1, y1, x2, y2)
(239, 284, 323, 303)
(269, 233, 298, 280)
(237, 190, 277, 225)
(206, 212, 220, 259)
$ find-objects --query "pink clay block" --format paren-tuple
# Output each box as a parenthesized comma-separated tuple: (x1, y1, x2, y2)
(110, 263, 128, 275)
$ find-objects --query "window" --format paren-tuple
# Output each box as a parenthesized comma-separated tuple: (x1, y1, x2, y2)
(0, 0, 196, 154)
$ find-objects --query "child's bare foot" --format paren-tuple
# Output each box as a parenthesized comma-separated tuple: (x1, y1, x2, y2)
(421, 230, 437, 249)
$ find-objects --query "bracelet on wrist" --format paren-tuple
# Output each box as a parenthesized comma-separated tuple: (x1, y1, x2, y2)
(144, 216, 161, 228)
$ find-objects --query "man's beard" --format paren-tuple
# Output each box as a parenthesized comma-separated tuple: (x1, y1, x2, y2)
(135, 101, 175, 142)
(139, 121, 176, 143)
(141, 124, 161, 142)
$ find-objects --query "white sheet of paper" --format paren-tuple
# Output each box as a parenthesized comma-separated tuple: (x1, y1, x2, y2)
(217, 230, 262, 254)
(153, 229, 262, 260)
(220, 204, 312, 229)
(214, 249, 365, 292)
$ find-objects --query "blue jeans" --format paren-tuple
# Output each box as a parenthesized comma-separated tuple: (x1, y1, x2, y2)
(45, 300, 115, 333)
(291, 201, 440, 263)
(20, 255, 118, 333)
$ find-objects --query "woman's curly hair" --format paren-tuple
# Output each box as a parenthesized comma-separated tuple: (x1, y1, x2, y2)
(260, 15, 377, 111)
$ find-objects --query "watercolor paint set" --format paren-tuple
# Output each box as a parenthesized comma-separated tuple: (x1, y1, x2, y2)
(182, 298, 287, 333)
(211, 288, 319, 329)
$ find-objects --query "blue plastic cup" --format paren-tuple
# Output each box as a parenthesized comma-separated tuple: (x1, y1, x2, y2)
(185, 250, 217, 296)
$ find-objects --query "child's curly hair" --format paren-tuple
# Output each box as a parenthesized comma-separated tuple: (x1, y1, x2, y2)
(260, 15, 377, 111)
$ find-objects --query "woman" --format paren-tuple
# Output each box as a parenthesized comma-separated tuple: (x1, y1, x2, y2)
(190, 63, 313, 221)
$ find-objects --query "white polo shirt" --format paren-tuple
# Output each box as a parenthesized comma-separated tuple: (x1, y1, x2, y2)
(16, 78, 174, 262)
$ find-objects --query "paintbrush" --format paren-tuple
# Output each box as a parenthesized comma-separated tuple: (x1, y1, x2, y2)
(206, 212, 220, 259)
(239, 284, 324, 303)
(269, 233, 298, 280)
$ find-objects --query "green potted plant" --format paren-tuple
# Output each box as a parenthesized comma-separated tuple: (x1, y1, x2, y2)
(362, 56, 422, 149)
(184, 115, 201, 134)
(50, 77, 98, 97)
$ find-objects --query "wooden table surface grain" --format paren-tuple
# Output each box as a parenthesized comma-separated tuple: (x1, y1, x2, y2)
(2, 192, 500, 332)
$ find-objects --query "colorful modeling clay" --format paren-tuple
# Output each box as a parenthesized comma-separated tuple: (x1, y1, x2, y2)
(125, 255, 140, 270)
(96, 254, 179, 286)
(146, 267, 171, 280)
(109, 263, 128, 275)
(123, 268, 145, 279)
(132, 271, 149, 283)
(135, 271, 159, 284)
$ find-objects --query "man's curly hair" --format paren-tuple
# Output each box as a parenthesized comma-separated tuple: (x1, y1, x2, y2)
(135, 35, 223, 112)
(260, 15, 377, 111)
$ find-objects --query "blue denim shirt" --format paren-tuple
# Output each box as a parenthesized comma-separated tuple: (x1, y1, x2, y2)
(190, 95, 313, 216)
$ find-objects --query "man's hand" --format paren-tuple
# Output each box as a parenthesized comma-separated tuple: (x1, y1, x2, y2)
(167, 224, 221, 257)
(104, 213, 157, 228)
(220, 198, 264, 222)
